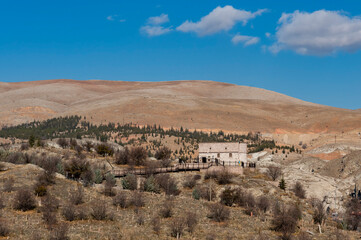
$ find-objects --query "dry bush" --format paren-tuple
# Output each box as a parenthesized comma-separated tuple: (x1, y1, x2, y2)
(69, 185, 84, 205)
(34, 183, 47, 197)
(40, 194, 59, 227)
(76, 206, 88, 220)
(155, 174, 180, 196)
(37, 156, 60, 186)
(206, 233, 217, 240)
(5, 152, 25, 164)
(57, 138, 69, 149)
(62, 203, 76, 221)
(0, 195, 5, 209)
(115, 147, 130, 165)
(69, 138, 78, 149)
(198, 183, 216, 201)
(159, 199, 173, 218)
(0, 219, 9, 237)
(169, 217, 186, 238)
(49, 223, 69, 240)
(91, 200, 113, 221)
(185, 211, 198, 233)
(130, 146, 147, 166)
(13, 188, 36, 211)
(257, 195, 271, 213)
(151, 216, 161, 234)
(155, 146, 171, 160)
(84, 141, 93, 152)
(136, 211, 145, 225)
(113, 191, 128, 208)
(345, 198, 361, 230)
(207, 203, 230, 222)
(64, 157, 90, 179)
(216, 169, 233, 185)
(297, 231, 312, 240)
(21, 143, 29, 151)
(272, 204, 300, 240)
(267, 166, 282, 181)
(312, 199, 326, 225)
(3, 177, 14, 192)
(129, 191, 145, 208)
(104, 174, 116, 196)
(183, 176, 197, 189)
(292, 181, 306, 199)
(204, 170, 217, 180)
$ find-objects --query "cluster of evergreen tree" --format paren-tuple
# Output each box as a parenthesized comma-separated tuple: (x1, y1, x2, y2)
(0, 116, 258, 144)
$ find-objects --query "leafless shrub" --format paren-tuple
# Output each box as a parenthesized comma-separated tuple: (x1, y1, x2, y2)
(69, 185, 84, 205)
(292, 181, 306, 199)
(3, 177, 14, 192)
(204, 170, 217, 180)
(0, 219, 9, 237)
(49, 223, 69, 240)
(155, 146, 171, 160)
(220, 187, 239, 206)
(183, 176, 197, 189)
(272, 204, 300, 240)
(206, 233, 217, 240)
(113, 191, 128, 208)
(13, 188, 36, 211)
(40, 194, 59, 227)
(129, 146, 147, 166)
(155, 174, 180, 196)
(312, 199, 326, 225)
(91, 200, 112, 221)
(84, 141, 93, 152)
(62, 203, 76, 221)
(199, 183, 216, 201)
(76, 206, 88, 220)
(136, 211, 145, 225)
(345, 198, 361, 230)
(115, 147, 130, 165)
(57, 138, 69, 149)
(0, 195, 5, 209)
(129, 191, 145, 208)
(37, 156, 60, 186)
(257, 195, 271, 213)
(267, 166, 282, 181)
(64, 157, 90, 179)
(185, 211, 198, 233)
(207, 203, 230, 222)
(104, 174, 116, 196)
(169, 217, 186, 238)
(216, 169, 232, 185)
(96, 143, 114, 157)
(21, 143, 29, 151)
(159, 199, 173, 218)
(297, 231, 312, 240)
(151, 216, 161, 234)
(5, 152, 25, 164)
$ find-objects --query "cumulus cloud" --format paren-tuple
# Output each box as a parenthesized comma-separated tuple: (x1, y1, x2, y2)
(140, 25, 172, 37)
(147, 13, 169, 25)
(177, 5, 267, 36)
(232, 34, 260, 46)
(271, 10, 361, 55)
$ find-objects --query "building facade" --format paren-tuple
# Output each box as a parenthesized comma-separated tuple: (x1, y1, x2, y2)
(198, 142, 247, 165)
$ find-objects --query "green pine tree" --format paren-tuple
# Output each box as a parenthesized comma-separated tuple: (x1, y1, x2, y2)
(279, 177, 286, 191)
(28, 135, 35, 147)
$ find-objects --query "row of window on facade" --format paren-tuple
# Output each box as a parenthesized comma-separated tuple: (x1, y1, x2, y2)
(216, 153, 232, 158)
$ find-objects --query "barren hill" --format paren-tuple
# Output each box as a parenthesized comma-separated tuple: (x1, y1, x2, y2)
(1, 79, 361, 134)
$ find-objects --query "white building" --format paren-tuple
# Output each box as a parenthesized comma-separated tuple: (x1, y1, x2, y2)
(198, 142, 247, 165)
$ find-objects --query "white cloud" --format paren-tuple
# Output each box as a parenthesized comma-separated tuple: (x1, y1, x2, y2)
(147, 13, 169, 25)
(140, 25, 172, 37)
(232, 34, 260, 46)
(265, 32, 271, 38)
(177, 5, 267, 36)
(107, 15, 125, 22)
(271, 10, 361, 55)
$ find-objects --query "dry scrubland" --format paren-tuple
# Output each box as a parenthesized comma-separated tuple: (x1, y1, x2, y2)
(0, 138, 359, 240)
(2, 79, 361, 136)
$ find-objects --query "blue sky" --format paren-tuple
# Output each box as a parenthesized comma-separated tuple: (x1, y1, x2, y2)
(1, 0, 361, 109)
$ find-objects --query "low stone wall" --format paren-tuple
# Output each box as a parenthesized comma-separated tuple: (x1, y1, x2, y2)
(201, 166, 244, 175)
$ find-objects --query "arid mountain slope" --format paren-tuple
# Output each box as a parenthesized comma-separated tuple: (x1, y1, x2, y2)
(1, 79, 361, 134)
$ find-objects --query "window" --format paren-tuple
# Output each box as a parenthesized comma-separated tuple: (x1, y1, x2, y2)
(229, 153, 232, 158)
(217, 153, 220, 158)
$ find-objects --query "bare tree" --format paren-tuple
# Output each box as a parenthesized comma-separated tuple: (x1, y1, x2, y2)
(267, 166, 282, 181)
(13, 188, 36, 211)
(207, 203, 230, 222)
(292, 181, 306, 199)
